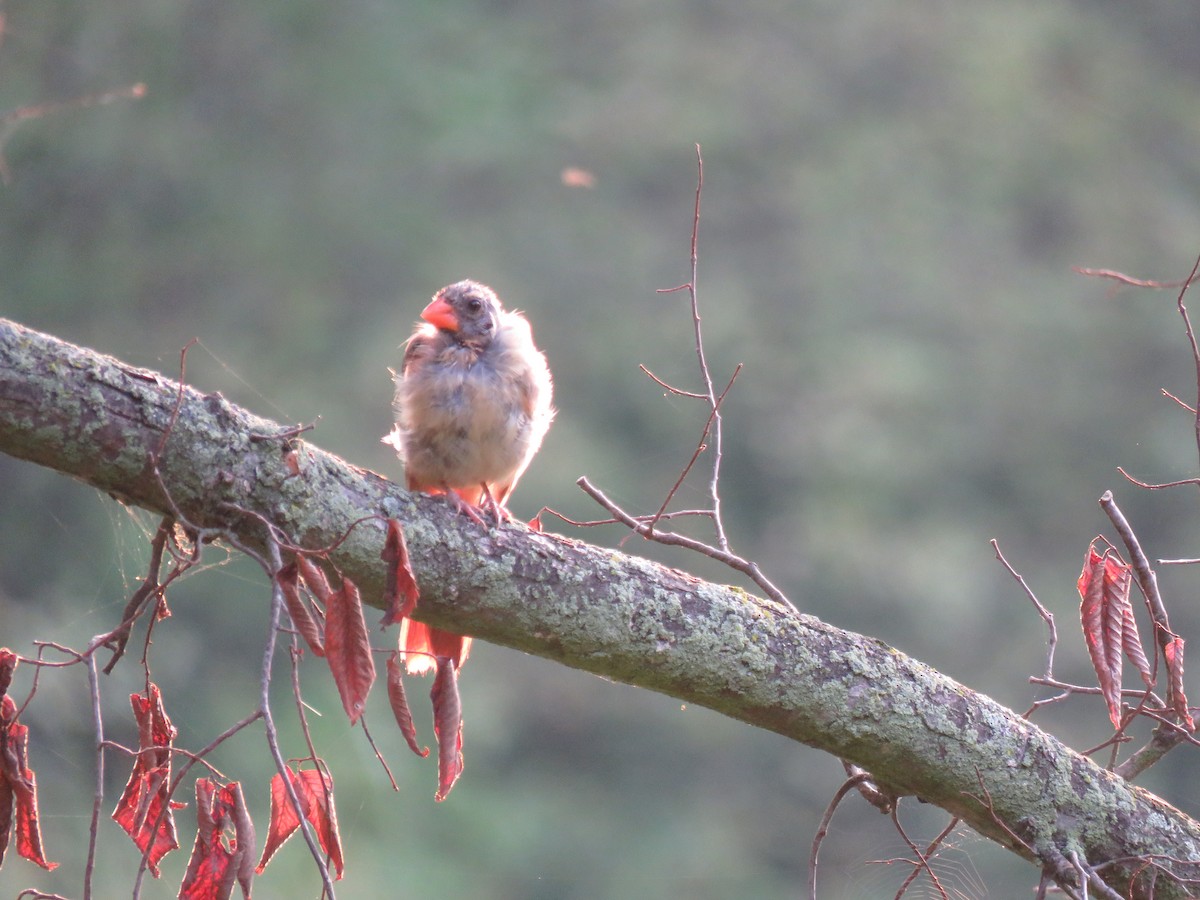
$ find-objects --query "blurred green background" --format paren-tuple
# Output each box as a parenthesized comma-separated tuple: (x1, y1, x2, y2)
(3, 1, 1200, 896)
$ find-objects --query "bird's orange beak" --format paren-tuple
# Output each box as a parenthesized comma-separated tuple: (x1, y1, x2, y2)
(420, 296, 459, 332)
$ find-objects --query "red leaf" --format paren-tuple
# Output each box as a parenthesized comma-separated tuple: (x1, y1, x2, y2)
(430, 657, 464, 802)
(1122, 602, 1154, 688)
(111, 684, 180, 876)
(380, 519, 419, 628)
(1078, 542, 1135, 729)
(324, 576, 376, 724)
(256, 765, 343, 880)
(228, 781, 257, 895)
(296, 768, 343, 878)
(0, 772, 11, 869)
(0, 699, 57, 872)
(179, 779, 253, 900)
(295, 555, 334, 605)
(255, 771, 301, 874)
(0, 648, 15, 703)
(1164, 637, 1196, 733)
(386, 652, 429, 758)
(277, 562, 325, 657)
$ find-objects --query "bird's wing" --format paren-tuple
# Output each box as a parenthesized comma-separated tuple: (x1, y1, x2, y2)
(400, 326, 438, 375)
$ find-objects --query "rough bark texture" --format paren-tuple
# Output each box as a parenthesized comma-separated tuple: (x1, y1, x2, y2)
(1, 317, 1197, 897)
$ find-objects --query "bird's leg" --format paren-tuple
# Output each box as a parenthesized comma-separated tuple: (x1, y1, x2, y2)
(480, 484, 512, 526)
(445, 488, 488, 526)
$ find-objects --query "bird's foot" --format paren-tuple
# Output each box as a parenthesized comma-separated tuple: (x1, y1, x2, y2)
(445, 489, 488, 526)
(480, 485, 512, 526)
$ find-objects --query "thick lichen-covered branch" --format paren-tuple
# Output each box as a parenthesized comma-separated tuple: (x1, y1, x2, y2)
(1, 317, 1197, 898)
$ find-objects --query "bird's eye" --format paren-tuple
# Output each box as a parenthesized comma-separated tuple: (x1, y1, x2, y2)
(466, 298, 483, 314)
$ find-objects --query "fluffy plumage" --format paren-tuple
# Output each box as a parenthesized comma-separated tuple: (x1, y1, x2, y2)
(386, 279, 554, 672)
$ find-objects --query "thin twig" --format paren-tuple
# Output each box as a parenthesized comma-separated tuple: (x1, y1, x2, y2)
(103, 515, 174, 674)
(889, 806, 949, 900)
(649, 364, 741, 529)
(679, 145, 730, 552)
(894, 817, 959, 900)
(578, 145, 794, 611)
(1068, 850, 1127, 900)
(1117, 466, 1200, 490)
(83, 652, 102, 900)
(809, 772, 876, 900)
(638, 364, 707, 399)
(1174, 250, 1200, 468)
(991, 540, 1057, 688)
(1073, 266, 1200, 291)
(262, 540, 337, 897)
(537, 507, 713, 528)
(358, 714, 399, 791)
(576, 476, 795, 610)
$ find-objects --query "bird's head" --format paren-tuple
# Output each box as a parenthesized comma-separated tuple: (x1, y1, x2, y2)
(421, 281, 501, 347)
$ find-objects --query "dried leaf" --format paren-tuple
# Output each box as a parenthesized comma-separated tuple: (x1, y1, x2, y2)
(386, 652, 429, 758)
(255, 765, 343, 880)
(179, 779, 253, 900)
(228, 781, 256, 897)
(255, 771, 301, 874)
(0, 771, 11, 869)
(324, 576, 376, 724)
(297, 768, 343, 878)
(1164, 637, 1196, 733)
(112, 684, 181, 876)
(430, 657, 464, 802)
(0, 697, 57, 872)
(295, 555, 334, 606)
(1078, 542, 1134, 729)
(380, 519, 419, 627)
(0, 648, 15, 703)
(1122, 602, 1154, 688)
(277, 562, 325, 657)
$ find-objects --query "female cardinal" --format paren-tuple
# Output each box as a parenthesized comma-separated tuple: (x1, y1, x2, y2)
(386, 279, 554, 673)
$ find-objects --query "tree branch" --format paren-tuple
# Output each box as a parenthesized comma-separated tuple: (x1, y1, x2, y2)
(1, 317, 1198, 898)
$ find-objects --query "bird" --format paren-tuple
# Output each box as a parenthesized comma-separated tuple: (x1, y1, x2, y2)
(385, 279, 554, 673)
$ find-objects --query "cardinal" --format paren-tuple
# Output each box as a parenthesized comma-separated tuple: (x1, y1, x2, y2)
(385, 279, 554, 674)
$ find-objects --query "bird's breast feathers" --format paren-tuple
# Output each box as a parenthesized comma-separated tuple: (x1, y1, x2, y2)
(395, 312, 553, 490)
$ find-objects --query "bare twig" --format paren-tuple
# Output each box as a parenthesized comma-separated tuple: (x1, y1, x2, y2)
(889, 806, 950, 900)
(1117, 466, 1200, 491)
(650, 145, 732, 551)
(991, 540, 1058, 700)
(84, 653, 103, 900)
(358, 714, 399, 791)
(1069, 850, 1128, 900)
(649, 364, 741, 528)
(576, 147, 796, 612)
(577, 476, 793, 610)
(638, 364, 707, 399)
(893, 817, 959, 900)
(102, 515, 174, 674)
(809, 772, 876, 900)
(1173, 251, 1200, 464)
(1073, 266, 1200, 291)
(262, 539, 337, 898)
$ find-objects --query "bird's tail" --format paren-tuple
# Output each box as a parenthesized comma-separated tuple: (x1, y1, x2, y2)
(399, 618, 472, 675)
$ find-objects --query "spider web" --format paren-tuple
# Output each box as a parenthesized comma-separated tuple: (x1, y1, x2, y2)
(822, 814, 992, 900)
